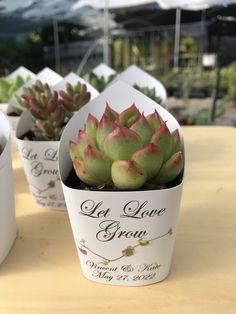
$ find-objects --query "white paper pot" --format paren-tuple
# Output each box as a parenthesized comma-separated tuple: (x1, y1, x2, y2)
(0, 104, 8, 115)
(0, 112, 16, 264)
(112, 65, 167, 107)
(59, 81, 184, 286)
(0, 104, 18, 144)
(6, 66, 35, 81)
(91, 63, 116, 79)
(16, 111, 66, 211)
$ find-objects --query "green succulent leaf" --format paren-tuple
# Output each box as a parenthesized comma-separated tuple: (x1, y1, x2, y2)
(132, 143, 163, 180)
(151, 123, 173, 161)
(111, 160, 147, 190)
(154, 151, 184, 185)
(104, 125, 143, 161)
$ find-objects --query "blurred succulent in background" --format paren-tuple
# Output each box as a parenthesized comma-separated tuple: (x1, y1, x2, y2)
(88, 72, 116, 92)
(133, 84, 163, 105)
(59, 82, 91, 118)
(70, 103, 184, 190)
(16, 80, 91, 141)
(0, 75, 31, 103)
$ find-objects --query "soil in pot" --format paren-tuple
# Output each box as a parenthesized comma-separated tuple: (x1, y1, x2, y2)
(65, 167, 183, 192)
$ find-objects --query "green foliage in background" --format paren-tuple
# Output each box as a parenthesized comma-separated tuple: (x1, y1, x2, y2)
(133, 84, 162, 104)
(88, 72, 116, 92)
(0, 75, 31, 103)
(159, 61, 236, 103)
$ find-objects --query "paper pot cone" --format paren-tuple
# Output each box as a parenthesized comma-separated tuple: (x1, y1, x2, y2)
(91, 63, 116, 79)
(112, 65, 167, 107)
(6, 66, 35, 81)
(4, 115, 20, 146)
(0, 112, 16, 264)
(16, 111, 66, 211)
(59, 81, 184, 286)
(0, 107, 19, 147)
(0, 104, 8, 115)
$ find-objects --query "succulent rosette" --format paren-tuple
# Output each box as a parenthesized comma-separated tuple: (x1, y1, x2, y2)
(69, 103, 183, 190)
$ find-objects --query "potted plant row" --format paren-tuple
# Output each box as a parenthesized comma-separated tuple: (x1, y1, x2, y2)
(59, 81, 184, 286)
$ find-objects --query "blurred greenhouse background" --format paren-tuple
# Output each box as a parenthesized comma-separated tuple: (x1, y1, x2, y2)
(1, 0, 236, 125)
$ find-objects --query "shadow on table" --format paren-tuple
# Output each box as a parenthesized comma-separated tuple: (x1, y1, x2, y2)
(0, 210, 77, 276)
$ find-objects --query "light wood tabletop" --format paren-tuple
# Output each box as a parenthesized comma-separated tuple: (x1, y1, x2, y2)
(0, 126, 236, 314)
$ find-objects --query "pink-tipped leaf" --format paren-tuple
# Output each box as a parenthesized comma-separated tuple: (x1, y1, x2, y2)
(111, 160, 147, 190)
(104, 125, 143, 161)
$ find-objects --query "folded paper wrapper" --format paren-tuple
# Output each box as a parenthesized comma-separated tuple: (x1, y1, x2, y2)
(16, 111, 66, 211)
(91, 63, 116, 78)
(84, 63, 116, 82)
(111, 65, 167, 107)
(0, 105, 19, 145)
(6, 66, 35, 81)
(0, 112, 16, 264)
(59, 81, 184, 286)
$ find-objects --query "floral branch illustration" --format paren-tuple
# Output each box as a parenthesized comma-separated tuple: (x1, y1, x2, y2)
(30, 176, 61, 194)
(78, 228, 172, 265)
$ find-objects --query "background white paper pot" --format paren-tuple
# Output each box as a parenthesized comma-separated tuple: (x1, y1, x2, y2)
(0, 104, 19, 145)
(59, 81, 184, 286)
(90, 63, 116, 79)
(0, 112, 16, 264)
(16, 111, 66, 211)
(111, 65, 167, 107)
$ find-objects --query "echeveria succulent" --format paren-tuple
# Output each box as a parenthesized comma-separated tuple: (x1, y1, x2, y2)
(59, 82, 91, 118)
(70, 104, 184, 190)
(16, 80, 91, 141)
(16, 80, 65, 140)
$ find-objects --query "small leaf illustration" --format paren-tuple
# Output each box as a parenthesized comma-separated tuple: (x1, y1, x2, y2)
(80, 238, 86, 245)
(78, 247, 87, 255)
(56, 175, 61, 181)
(47, 180, 56, 188)
(102, 260, 110, 266)
(138, 239, 150, 246)
(122, 246, 135, 257)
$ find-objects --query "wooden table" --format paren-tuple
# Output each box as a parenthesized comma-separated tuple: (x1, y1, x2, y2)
(0, 126, 236, 314)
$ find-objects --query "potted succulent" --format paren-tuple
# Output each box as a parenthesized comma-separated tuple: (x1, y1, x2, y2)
(16, 77, 98, 210)
(0, 112, 16, 264)
(59, 81, 184, 286)
(6, 67, 62, 142)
